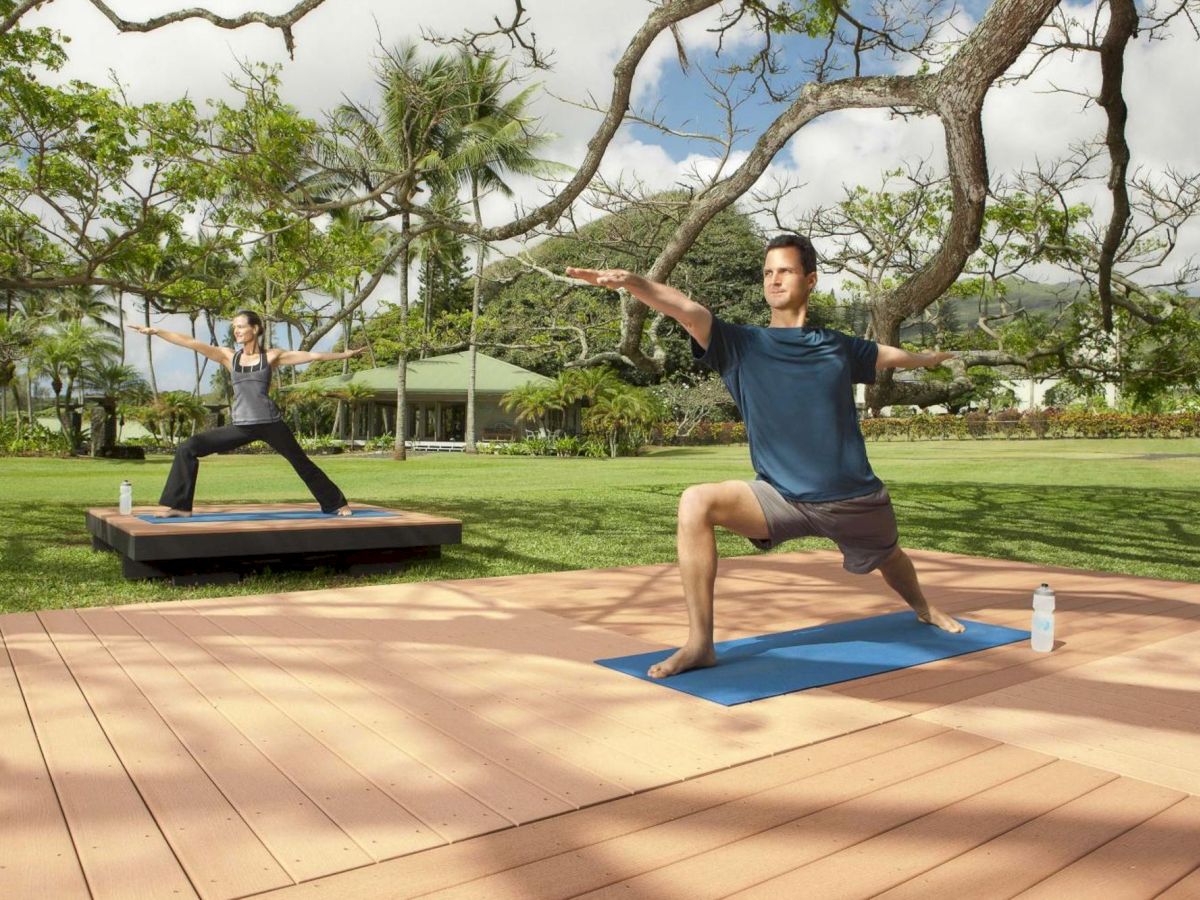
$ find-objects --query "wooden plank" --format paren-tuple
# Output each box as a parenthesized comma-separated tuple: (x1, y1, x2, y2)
(192, 605, 587, 822)
(727, 759, 1115, 899)
(0, 612, 197, 900)
(227, 606, 675, 797)
(920, 701, 1200, 796)
(918, 628, 1200, 796)
(253, 718, 951, 900)
(267, 583, 900, 770)
(833, 592, 1162, 700)
(82, 608, 374, 883)
(578, 743, 1050, 900)
(877, 776, 1187, 899)
(38, 610, 292, 899)
(118, 608, 434, 864)
(0, 633, 90, 900)
(1157, 866, 1200, 899)
(1016, 796, 1200, 900)
(433, 731, 1014, 900)
(884, 603, 1200, 713)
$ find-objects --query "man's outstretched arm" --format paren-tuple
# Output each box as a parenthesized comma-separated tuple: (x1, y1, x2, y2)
(566, 267, 714, 349)
(875, 345, 957, 370)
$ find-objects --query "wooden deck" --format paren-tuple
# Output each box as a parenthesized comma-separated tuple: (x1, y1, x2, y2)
(2, 549, 1197, 899)
(86, 503, 462, 584)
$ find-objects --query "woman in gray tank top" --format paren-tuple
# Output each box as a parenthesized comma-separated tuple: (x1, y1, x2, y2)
(129, 310, 365, 517)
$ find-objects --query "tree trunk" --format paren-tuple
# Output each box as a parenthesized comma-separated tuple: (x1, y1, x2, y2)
(393, 213, 410, 460)
(422, 256, 433, 359)
(144, 301, 159, 398)
(464, 183, 483, 454)
(117, 290, 125, 363)
(191, 314, 202, 396)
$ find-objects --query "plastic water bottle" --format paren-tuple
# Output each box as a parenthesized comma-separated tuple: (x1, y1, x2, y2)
(119, 480, 133, 515)
(1031, 583, 1055, 652)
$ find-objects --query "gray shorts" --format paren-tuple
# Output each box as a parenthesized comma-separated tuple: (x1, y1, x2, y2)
(747, 480, 899, 574)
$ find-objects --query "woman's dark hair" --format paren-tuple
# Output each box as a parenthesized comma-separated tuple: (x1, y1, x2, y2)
(765, 233, 817, 276)
(232, 309, 265, 337)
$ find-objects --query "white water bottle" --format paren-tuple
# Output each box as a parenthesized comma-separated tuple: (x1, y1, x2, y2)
(119, 480, 133, 515)
(1031, 583, 1055, 652)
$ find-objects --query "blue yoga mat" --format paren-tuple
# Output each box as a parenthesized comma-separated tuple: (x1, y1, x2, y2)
(137, 509, 395, 524)
(596, 611, 1030, 706)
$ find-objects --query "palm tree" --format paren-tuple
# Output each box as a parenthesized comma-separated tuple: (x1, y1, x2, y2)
(585, 384, 662, 458)
(83, 362, 148, 452)
(499, 382, 561, 437)
(332, 381, 375, 449)
(31, 322, 120, 452)
(333, 42, 460, 460)
(287, 381, 332, 439)
(413, 187, 469, 356)
(553, 367, 623, 433)
(445, 51, 561, 454)
(50, 286, 120, 336)
(152, 391, 207, 446)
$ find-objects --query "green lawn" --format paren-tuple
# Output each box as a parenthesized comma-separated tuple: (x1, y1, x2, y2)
(1, 439, 1197, 614)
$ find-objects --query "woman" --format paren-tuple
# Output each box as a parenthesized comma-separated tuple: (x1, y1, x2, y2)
(128, 310, 366, 517)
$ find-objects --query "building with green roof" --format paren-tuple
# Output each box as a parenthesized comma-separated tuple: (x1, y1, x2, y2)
(292, 351, 565, 443)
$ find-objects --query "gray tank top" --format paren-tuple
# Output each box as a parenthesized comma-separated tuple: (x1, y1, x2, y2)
(230, 349, 282, 424)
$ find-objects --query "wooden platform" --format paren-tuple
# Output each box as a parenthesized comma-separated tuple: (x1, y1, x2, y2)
(2, 550, 1198, 899)
(86, 503, 462, 585)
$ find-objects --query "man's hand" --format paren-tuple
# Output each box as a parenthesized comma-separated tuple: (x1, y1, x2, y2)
(565, 267, 644, 291)
(127, 324, 157, 336)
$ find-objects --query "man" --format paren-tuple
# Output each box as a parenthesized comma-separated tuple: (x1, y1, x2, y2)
(567, 233, 964, 680)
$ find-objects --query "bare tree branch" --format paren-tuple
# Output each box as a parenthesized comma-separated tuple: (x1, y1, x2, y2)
(77, 0, 328, 56)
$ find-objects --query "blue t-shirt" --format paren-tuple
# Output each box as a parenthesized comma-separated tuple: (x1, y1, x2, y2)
(694, 316, 882, 502)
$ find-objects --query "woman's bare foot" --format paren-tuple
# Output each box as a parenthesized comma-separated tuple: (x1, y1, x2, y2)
(648, 644, 718, 679)
(334, 505, 353, 517)
(917, 606, 965, 633)
(162, 508, 192, 518)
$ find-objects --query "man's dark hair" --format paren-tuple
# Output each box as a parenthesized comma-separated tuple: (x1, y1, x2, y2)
(765, 233, 817, 276)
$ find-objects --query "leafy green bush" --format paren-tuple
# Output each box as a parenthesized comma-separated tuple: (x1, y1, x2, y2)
(0, 420, 70, 456)
(299, 435, 343, 454)
(861, 409, 1200, 440)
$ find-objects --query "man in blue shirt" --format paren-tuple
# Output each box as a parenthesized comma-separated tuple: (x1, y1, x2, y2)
(567, 234, 963, 679)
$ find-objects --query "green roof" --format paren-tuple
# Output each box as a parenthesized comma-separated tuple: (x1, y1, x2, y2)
(292, 351, 551, 396)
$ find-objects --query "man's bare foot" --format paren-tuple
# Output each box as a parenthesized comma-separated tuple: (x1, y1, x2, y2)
(917, 606, 965, 633)
(648, 644, 717, 679)
(334, 505, 353, 517)
(162, 508, 192, 518)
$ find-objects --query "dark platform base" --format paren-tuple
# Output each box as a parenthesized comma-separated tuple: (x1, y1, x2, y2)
(87, 504, 461, 585)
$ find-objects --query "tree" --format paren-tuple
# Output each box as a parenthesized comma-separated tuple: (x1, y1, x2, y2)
(4, 0, 1197, 429)
(31, 321, 119, 451)
(332, 380, 374, 448)
(584, 384, 662, 458)
(499, 382, 561, 437)
(83, 362, 149, 452)
(330, 42, 462, 459)
(414, 188, 471, 351)
(444, 50, 561, 454)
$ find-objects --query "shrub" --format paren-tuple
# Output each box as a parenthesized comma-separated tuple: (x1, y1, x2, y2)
(861, 409, 1199, 441)
(0, 420, 71, 456)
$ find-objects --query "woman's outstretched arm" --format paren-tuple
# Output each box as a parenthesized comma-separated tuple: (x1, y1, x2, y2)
(271, 346, 368, 367)
(126, 325, 231, 366)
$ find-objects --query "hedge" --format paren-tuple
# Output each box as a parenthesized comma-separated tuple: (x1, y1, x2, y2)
(859, 410, 1200, 441)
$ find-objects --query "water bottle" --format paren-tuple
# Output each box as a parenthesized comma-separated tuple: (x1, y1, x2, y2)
(119, 480, 133, 515)
(1031, 583, 1055, 652)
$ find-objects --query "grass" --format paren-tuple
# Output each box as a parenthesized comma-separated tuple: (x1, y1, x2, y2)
(1, 438, 1197, 614)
